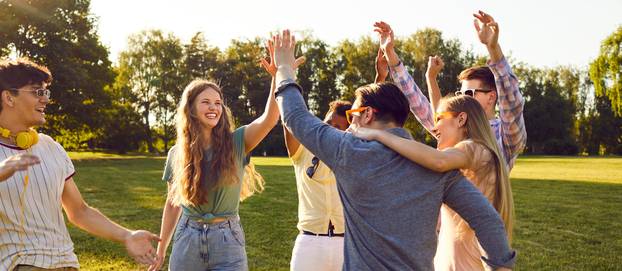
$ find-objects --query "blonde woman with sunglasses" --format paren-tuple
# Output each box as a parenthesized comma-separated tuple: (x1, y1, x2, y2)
(350, 95, 513, 271)
(373, 11, 526, 171)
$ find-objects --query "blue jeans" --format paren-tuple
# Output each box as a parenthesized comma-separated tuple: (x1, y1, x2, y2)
(169, 215, 248, 271)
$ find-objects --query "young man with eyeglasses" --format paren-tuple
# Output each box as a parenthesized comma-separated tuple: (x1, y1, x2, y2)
(284, 100, 351, 271)
(374, 11, 527, 170)
(0, 58, 159, 270)
(273, 30, 515, 271)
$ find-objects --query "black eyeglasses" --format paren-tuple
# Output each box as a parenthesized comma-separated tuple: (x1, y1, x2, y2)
(10, 88, 51, 99)
(306, 156, 320, 178)
(454, 88, 494, 97)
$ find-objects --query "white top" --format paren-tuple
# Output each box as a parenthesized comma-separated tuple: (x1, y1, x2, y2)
(291, 146, 344, 234)
(0, 134, 79, 270)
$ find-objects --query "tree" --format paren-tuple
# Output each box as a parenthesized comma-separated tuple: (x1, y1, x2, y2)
(116, 30, 184, 153)
(0, 0, 115, 148)
(220, 38, 276, 155)
(296, 35, 340, 117)
(333, 36, 377, 101)
(590, 26, 622, 117)
(96, 71, 148, 154)
(516, 65, 579, 154)
(183, 32, 221, 82)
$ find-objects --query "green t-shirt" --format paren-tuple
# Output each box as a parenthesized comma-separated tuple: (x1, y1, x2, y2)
(162, 126, 248, 222)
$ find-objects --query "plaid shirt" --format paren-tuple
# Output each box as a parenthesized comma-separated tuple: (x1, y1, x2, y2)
(389, 57, 527, 170)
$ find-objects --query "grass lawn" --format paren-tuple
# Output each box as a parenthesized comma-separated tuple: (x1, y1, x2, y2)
(65, 153, 622, 270)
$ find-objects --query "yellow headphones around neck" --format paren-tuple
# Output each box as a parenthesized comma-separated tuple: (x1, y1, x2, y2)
(0, 126, 38, 149)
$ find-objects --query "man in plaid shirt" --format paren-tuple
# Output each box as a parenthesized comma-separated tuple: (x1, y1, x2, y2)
(374, 11, 526, 170)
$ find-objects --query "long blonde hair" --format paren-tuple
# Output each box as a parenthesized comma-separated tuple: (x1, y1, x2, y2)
(443, 95, 514, 242)
(240, 161, 265, 201)
(170, 80, 238, 206)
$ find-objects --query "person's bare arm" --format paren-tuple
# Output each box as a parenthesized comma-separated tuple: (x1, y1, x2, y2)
(149, 183, 182, 271)
(425, 56, 444, 113)
(62, 178, 160, 265)
(260, 39, 305, 157)
(351, 127, 469, 172)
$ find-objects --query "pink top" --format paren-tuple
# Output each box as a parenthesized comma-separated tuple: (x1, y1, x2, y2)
(434, 140, 499, 271)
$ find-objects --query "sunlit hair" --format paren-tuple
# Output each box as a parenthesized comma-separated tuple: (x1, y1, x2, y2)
(442, 95, 514, 242)
(0, 58, 52, 112)
(355, 82, 409, 126)
(458, 66, 496, 90)
(240, 161, 265, 201)
(170, 80, 239, 206)
(327, 100, 352, 118)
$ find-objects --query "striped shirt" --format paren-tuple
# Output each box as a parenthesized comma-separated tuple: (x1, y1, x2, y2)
(389, 57, 527, 169)
(0, 134, 79, 270)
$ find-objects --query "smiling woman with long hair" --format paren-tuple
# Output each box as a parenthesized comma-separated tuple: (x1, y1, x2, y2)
(149, 78, 278, 271)
(351, 95, 514, 271)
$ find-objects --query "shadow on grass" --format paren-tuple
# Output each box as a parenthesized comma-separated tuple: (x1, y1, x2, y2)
(511, 178, 622, 270)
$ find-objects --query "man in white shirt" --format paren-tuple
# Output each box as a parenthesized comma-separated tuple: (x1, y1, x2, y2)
(285, 100, 351, 271)
(0, 58, 159, 271)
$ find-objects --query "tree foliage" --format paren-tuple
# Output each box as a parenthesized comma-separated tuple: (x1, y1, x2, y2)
(590, 26, 622, 117)
(0, 0, 114, 148)
(1, 1, 620, 155)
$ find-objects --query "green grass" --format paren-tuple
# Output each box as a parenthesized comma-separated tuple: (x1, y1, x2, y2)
(65, 154, 622, 270)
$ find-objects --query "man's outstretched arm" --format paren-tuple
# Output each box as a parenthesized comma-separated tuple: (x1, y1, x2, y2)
(474, 10, 526, 168)
(273, 30, 345, 169)
(374, 21, 435, 133)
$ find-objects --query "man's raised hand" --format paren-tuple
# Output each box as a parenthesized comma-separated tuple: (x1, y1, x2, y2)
(373, 21, 395, 53)
(260, 38, 305, 77)
(473, 10, 499, 49)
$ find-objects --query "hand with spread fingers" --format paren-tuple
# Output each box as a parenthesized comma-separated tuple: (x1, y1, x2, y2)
(473, 10, 504, 62)
(272, 29, 303, 84)
(273, 30, 297, 68)
(473, 10, 499, 48)
(0, 153, 40, 182)
(373, 21, 395, 54)
(373, 21, 400, 66)
(260, 38, 306, 77)
(124, 230, 161, 266)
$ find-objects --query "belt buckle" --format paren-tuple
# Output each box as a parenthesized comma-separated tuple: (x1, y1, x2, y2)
(327, 228, 334, 237)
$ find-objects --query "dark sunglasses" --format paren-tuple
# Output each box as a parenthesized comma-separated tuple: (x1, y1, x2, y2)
(306, 156, 320, 178)
(454, 88, 494, 97)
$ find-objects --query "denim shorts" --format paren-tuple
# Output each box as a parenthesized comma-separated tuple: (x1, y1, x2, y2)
(169, 215, 248, 271)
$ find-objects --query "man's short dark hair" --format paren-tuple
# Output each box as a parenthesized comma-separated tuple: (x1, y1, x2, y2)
(355, 82, 409, 127)
(0, 58, 52, 90)
(327, 100, 352, 117)
(0, 58, 51, 112)
(458, 66, 496, 90)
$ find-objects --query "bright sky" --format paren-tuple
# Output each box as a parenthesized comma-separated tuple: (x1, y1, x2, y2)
(91, 0, 621, 68)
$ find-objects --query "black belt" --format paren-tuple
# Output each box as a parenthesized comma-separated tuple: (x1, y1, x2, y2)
(302, 230, 344, 237)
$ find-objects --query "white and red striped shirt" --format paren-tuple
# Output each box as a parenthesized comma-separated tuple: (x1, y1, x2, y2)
(0, 133, 79, 270)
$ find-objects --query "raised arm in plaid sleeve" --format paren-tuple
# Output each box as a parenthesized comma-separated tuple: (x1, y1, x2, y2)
(389, 62, 435, 134)
(489, 57, 527, 168)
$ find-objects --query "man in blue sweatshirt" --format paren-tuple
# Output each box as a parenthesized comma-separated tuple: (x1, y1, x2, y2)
(272, 30, 515, 271)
